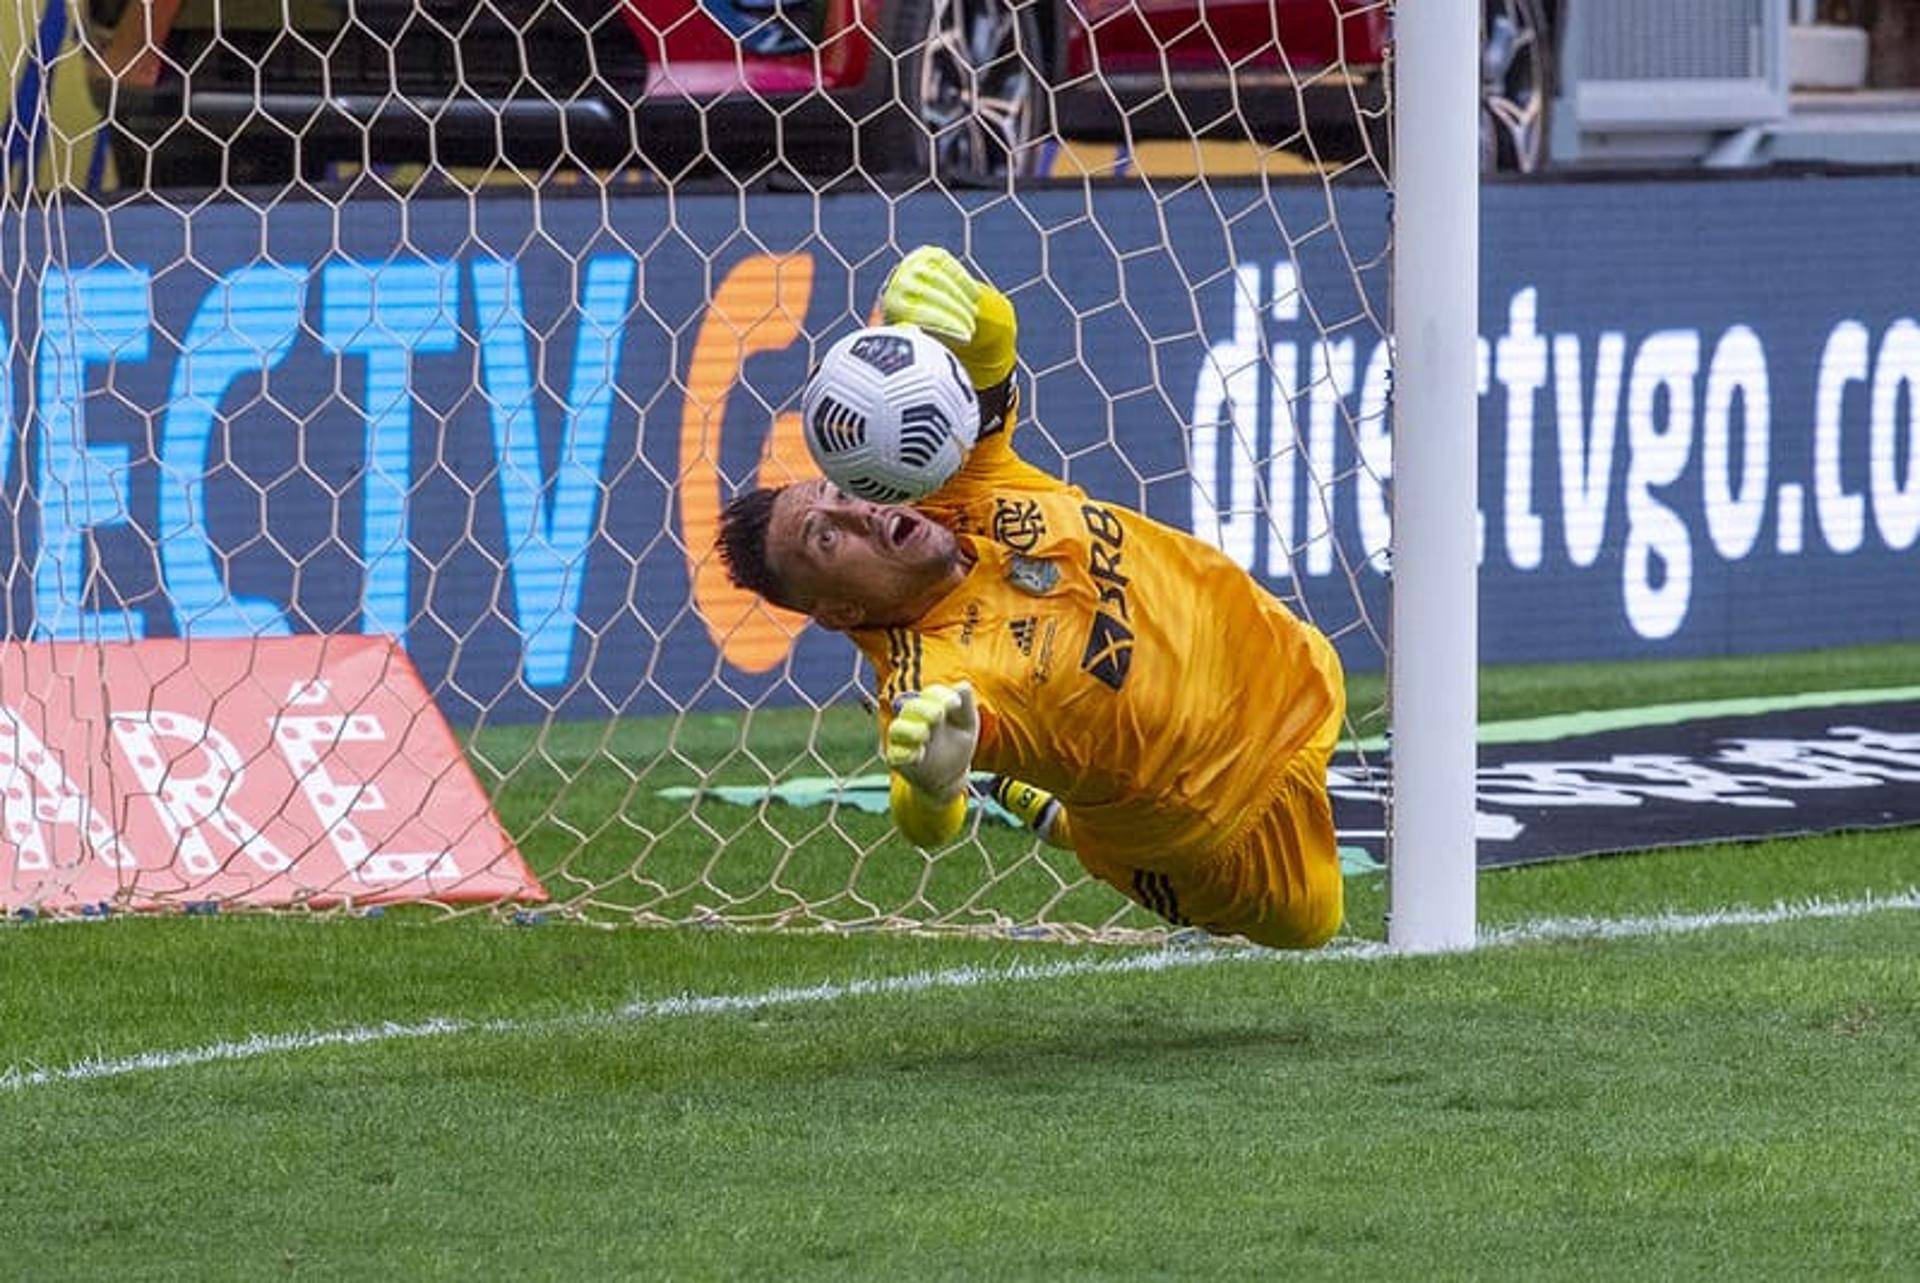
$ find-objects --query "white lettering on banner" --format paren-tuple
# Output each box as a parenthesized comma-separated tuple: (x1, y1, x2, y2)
(1303, 338, 1352, 577)
(1265, 264, 1301, 580)
(1496, 287, 1548, 570)
(1814, 320, 1870, 555)
(318, 261, 461, 638)
(1552, 329, 1626, 569)
(1870, 318, 1920, 551)
(1775, 481, 1806, 555)
(1623, 330, 1699, 640)
(0, 708, 134, 871)
(1324, 767, 1526, 842)
(1330, 722, 1920, 839)
(1454, 727, 1920, 812)
(161, 266, 304, 637)
(1477, 334, 1490, 565)
(1803, 725, 1920, 779)
(270, 681, 459, 884)
(1190, 262, 1265, 571)
(1354, 343, 1393, 572)
(1701, 325, 1770, 562)
(1482, 755, 1794, 809)
(1728, 737, 1920, 787)
(1186, 270, 1920, 650)
(111, 713, 291, 876)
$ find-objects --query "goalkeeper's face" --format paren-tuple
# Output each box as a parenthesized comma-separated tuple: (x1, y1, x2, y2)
(767, 479, 966, 629)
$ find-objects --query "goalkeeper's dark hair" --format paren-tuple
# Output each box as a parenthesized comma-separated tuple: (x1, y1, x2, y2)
(716, 486, 799, 611)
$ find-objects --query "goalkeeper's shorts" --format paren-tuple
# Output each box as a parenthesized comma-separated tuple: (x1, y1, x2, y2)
(1079, 699, 1345, 950)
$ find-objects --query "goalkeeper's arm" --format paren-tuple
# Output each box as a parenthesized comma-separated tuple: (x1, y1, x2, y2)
(884, 682, 980, 849)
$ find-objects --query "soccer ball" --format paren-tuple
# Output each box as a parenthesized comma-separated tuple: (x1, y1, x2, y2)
(800, 325, 980, 503)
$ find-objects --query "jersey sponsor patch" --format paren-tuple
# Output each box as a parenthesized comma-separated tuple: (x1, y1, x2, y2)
(1006, 555, 1060, 596)
(1078, 502, 1133, 690)
(1080, 610, 1134, 691)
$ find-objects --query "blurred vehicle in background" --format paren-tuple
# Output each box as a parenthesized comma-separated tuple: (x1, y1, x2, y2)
(82, 0, 1557, 189)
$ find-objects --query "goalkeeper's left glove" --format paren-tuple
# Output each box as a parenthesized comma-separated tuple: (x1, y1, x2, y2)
(881, 246, 1018, 390)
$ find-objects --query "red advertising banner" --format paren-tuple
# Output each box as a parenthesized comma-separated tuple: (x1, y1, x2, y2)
(0, 636, 546, 914)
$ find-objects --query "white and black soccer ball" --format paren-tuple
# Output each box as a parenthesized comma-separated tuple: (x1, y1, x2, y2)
(800, 325, 980, 503)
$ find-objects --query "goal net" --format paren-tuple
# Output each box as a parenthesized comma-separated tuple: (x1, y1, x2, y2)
(1, 0, 1417, 939)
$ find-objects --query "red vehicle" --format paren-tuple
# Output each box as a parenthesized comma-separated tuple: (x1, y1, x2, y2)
(87, 0, 1554, 187)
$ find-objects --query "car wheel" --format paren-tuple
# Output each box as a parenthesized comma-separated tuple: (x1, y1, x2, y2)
(867, 0, 1046, 183)
(1482, 0, 1553, 173)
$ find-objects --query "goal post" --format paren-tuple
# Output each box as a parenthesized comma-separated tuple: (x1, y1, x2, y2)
(0, 0, 1479, 945)
(1389, 0, 1482, 952)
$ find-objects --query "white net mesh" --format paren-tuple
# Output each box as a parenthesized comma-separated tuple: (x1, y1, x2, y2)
(2, 0, 1396, 936)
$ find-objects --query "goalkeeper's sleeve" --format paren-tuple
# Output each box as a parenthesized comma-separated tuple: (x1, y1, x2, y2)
(953, 286, 1017, 390)
(889, 774, 967, 849)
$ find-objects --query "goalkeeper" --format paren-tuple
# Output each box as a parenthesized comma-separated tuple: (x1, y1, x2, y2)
(716, 247, 1346, 949)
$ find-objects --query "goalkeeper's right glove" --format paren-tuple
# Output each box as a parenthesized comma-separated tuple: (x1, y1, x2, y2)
(885, 682, 979, 803)
(884, 682, 981, 850)
(881, 246, 1018, 390)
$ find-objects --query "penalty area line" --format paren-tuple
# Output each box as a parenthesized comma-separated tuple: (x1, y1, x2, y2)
(5, 887, 1917, 1094)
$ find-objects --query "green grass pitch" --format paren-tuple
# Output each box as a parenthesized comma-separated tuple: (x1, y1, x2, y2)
(2, 643, 1917, 1278)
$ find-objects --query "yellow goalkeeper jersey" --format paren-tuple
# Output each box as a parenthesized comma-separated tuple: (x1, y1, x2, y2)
(850, 410, 1343, 869)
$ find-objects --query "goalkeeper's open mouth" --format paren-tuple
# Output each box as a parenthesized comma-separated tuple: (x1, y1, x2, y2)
(887, 511, 922, 549)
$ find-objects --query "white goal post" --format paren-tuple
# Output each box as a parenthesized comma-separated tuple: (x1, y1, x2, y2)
(1389, 0, 1481, 952)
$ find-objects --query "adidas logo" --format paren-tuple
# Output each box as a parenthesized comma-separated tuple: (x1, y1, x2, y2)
(1009, 617, 1036, 656)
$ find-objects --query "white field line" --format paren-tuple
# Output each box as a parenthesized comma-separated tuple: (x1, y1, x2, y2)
(5, 887, 1917, 1094)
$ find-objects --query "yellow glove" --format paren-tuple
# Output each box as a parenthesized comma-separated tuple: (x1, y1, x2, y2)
(880, 246, 1018, 389)
(884, 681, 980, 804)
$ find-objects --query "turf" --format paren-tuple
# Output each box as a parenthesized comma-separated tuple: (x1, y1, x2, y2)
(2, 641, 1918, 1279)
(4, 904, 1917, 1279)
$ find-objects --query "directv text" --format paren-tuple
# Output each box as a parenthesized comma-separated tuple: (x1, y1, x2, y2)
(1190, 262, 1919, 641)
